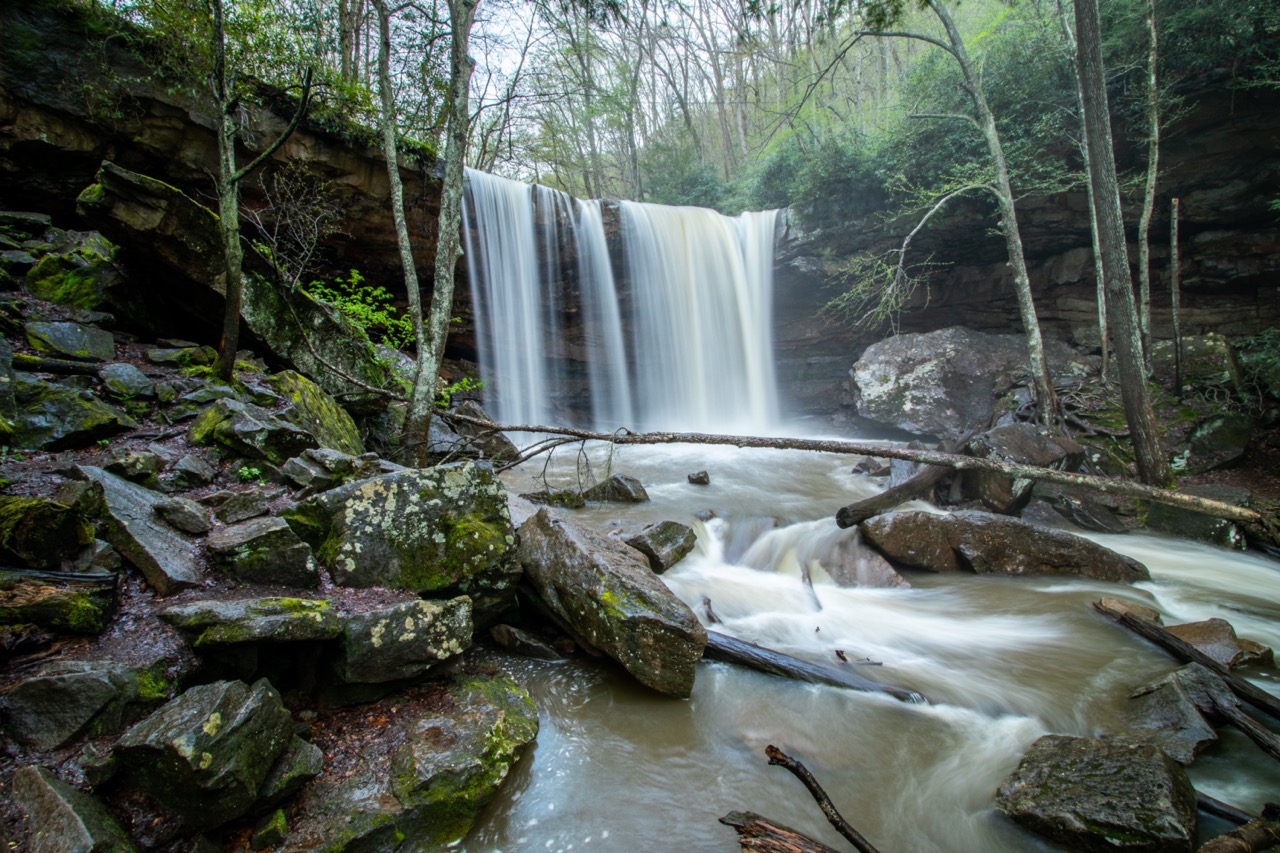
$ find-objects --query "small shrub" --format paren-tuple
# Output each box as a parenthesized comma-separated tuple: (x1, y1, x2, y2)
(303, 269, 414, 349)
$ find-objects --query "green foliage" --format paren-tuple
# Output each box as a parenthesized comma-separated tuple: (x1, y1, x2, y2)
(303, 270, 414, 350)
(639, 143, 726, 209)
(237, 465, 264, 484)
(435, 377, 485, 409)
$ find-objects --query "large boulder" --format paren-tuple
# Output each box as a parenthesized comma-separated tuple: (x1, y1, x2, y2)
(335, 597, 473, 684)
(1124, 663, 1231, 765)
(113, 679, 297, 831)
(13, 376, 136, 450)
(12, 765, 138, 853)
(73, 466, 202, 594)
(0, 495, 93, 569)
(516, 508, 707, 697)
(996, 735, 1197, 852)
(962, 423, 1085, 514)
(625, 520, 698, 573)
(860, 510, 1149, 583)
(849, 327, 1085, 440)
(1165, 618, 1272, 669)
(188, 398, 318, 466)
(25, 321, 115, 362)
(158, 597, 341, 647)
(285, 674, 538, 852)
(583, 473, 650, 503)
(269, 369, 364, 456)
(283, 463, 519, 621)
(1146, 484, 1250, 550)
(205, 516, 319, 588)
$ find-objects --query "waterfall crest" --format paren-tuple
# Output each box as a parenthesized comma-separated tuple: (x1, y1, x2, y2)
(463, 168, 779, 433)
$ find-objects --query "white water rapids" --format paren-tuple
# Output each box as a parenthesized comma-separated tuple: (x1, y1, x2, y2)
(457, 170, 1280, 851)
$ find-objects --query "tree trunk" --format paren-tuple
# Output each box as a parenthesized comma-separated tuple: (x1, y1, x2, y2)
(1198, 805, 1280, 853)
(719, 811, 843, 853)
(1073, 0, 1173, 486)
(1136, 0, 1160, 370)
(212, 0, 243, 382)
(1170, 197, 1182, 394)
(927, 0, 1057, 426)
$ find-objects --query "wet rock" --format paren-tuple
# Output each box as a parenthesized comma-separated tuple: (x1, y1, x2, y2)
(688, 469, 711, 485)
(205, 517, 318, 588)
(0, 659, 163, 751)
(625, 520, 698, 573)
(0, 335, 17, 429)
(169, 454, 217, 489)
(860, 510, 1149, 583)
(74, 466, 202, 594)
(159, 597, 340, 647)
(280, 448, 404, 492)
(1146, 484, 1250, 550)
(335, 597, 473, 684)
(1125, 664, 1231, 765)
(449, 400, 519, 462)
(1097, 597, 1163, 624)
(103, 448, 164, 486)
(26, 321, 115, 362)
(153, 497, 211, 535)
(251, 810, 289, 851)
(12, 765, 138, 853)
(188, 398, 318, 466)
(214, 488, 282, 524)
(285, 674, 538, 852)
(520, 488, 586, 509)
(256, 735, 324, 813)
(99, 362, 155, 399)
(851, 457, 889, 477)
(0, 572, 116, 634)
(114, 679, 295, 831)
(850, 327, 1087, 441)
(962, 423, 1085, 514)
(517, 508, 707, 697)
(583, 473, 650, 503)
(14, 376, 136, 450)
(270, 370, 364, 456)
(996, 735, 1196, 853)
(818, 535, 912, 589)
(489, 623, 564, 660)
(284, 463, 519, 619)
(1151, 334, 1242, 395)
(1165, 618, 1272, 669)
(1028, 484, 1128, 533)
(66, 539, 123, 574)
(1182, 413, 1252, 473)
(145, 345, 218, 367)
(0, 495, 93, 569)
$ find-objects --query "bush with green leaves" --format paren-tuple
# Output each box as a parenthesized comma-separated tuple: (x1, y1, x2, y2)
(303, 269, 414, 350)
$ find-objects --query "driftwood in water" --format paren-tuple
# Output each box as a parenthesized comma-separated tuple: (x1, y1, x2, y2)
(765, 745, 883, 853)
(443, 414, 1279, 546)
(1094, 600, 1280, 723)
(1200, 793, 1257, 827)
(719, 811, 843, 853)
(1199, 804, 1280, 853)
(836, 464, 949, 528)
(704, 630, 923, 704)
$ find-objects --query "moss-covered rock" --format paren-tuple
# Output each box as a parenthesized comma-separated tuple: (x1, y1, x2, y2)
(0, 495, 93, 569)
(283, 463, 519, 622)
(188, 398, 318, 465)
(12, 765, 138, 853)
(13, 375, 136, 450)
(205, 517, 319, 588)
(24, 252, 112, 310)
(114, 679, 296, 832)
(270, 369, 363, 456)
(159, 597, 340, 647)
(26, 320, 115, 361)
(624, 520, 697, 573)
(0, 570, 115, 634)
(335, 596, 473, 684)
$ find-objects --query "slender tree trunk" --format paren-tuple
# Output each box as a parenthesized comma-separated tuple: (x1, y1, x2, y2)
(1136, 0, 1160, 370)
(1170, 197, 1182, 395)
(927, 0, 1057, 425)
(213, 0, 244, 381)
(1074, 0, 1173, 486)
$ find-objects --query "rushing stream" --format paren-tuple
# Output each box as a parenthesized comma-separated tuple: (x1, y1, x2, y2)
(457, 170, 1280, 851)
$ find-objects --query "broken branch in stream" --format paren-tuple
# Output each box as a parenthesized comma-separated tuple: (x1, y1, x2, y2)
(443, 413, 1280, 546)
(719, 811, 843, 853)
(1199, 803, 1280, 853)
(704, 630, 924, 704)
(765, 745, 883, 853)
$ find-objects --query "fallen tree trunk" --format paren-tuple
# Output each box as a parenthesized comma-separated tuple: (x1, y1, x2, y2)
(1199, 793, 1254, 826)
(1199, 804, 1280, 853)
(836, 464, 949, 529)
(12, 353, 104, 376)
(719, 811, 843, 853)
(765, 745, 883, 853)
(444, 414, 1279, 546)
(1094, 600, 1280, 722)
(704, 630, 924, 704)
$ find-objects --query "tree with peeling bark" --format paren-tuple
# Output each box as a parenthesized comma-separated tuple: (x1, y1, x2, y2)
(1072, 0, 1172, 487)
(371, 0, 477, 467)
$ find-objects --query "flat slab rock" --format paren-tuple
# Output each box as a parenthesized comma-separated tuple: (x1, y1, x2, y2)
(1165, 618, 1272, 669)
(12, 765, 138, 853)
(159, 597, 341, 647)
(516, 507, 706, 697)
(860, 510, 1149, 583)
(996, 734, 1197, 853)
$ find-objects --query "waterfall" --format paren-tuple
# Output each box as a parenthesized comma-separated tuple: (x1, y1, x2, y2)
(464, 168, 779, 433)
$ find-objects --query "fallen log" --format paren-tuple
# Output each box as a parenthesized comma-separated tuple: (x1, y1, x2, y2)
(11, 353, 104, 376)
(1094, 600, 1280, 723)
(836, 464, 949, 528)
(1199, 793, 1254, 826)
(704, 630, 924, 704)
(1199, 803, 1280, 853)
(766, 745, 883, 853)
(443, 414, 1280, 547)
(719, 811, 843, 853)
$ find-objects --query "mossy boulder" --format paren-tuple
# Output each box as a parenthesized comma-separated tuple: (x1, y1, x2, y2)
(285, 674, 538, 853)
(625, 520, 697, 573)
(1147, 484, 1250, 550)
(100, 362, 156, 399)
(114, 679, 296, 831)
(14, 376, 136, 450)
(23, 244, 122, 311)
(583, 473, 650, 503)
(335, 596, 473, 684)
(0, 570, 116, 634)
(0, 495, 93, 569)
(516, 508, 707, 697)
(158, 597, 340, 647)
(995, 735, 1196, 852)
(12, 765, 138, 853)
(205, 517, 319, 588)
(283, 463, 520, 620)
(270, 369, 363, 456)
(188, 398, 318, 466)
(25, 320, 115, 361)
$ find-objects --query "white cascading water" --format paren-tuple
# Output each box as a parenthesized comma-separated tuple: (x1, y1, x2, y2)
(463, 168, 779, 433)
